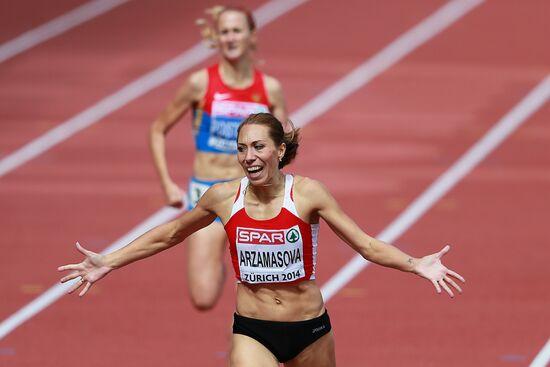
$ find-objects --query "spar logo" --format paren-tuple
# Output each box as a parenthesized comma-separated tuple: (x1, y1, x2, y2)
(237, 228, 285, 245)
(286, 228, 300, 243)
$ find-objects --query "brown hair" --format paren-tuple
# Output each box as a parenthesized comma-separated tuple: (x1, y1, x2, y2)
(196, 6, 256, 48)
(237, 113, 300, 168)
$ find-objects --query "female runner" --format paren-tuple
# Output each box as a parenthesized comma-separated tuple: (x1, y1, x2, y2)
(60, 113, 464, 366)
(149, 6, 288, 309)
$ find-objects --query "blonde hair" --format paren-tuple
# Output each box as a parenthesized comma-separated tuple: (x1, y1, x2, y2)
(196, 6, 256, 49)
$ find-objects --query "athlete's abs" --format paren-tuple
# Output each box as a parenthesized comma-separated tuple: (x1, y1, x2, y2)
(235, 280, 325, 322)
(193, 151, 243, 181)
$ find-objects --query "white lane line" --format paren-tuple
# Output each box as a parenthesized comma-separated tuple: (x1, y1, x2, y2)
(530, 338, 550, 367)
(0, 0, 481, 340)
(0, 206, 181, 340)
(293, 0, 484, 127)
(0, 0, 308, 178)
(0, 0, 129, 63)
(321, 74, 550, 301)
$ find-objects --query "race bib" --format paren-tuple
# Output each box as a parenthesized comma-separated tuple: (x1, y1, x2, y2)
(236, 225, 305, 283)
(209, 100, 269, 152)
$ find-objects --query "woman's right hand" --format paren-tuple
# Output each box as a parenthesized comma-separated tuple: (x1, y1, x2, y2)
(163, 180, 184, 208)
(58, 242, 113, 297)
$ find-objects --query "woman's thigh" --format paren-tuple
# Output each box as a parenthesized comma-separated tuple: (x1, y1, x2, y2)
(285, 331, 336, 367)
(185, 222, 227, 308)
(230, 334, 280, 367)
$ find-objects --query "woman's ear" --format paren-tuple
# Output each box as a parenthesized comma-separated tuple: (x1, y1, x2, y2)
(278, 143, 286, 161)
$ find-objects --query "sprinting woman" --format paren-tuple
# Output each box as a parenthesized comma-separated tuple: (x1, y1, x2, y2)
(60, 113, 465, 367)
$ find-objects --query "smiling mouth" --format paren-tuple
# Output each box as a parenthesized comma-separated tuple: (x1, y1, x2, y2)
(247, 166, 263, 175)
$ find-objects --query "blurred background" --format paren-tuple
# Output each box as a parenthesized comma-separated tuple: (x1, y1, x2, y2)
(1, 0, 549, 366)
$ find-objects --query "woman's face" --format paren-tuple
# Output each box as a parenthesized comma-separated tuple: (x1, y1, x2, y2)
(216, 10, 255, 61)
(237, 124, 285, 186)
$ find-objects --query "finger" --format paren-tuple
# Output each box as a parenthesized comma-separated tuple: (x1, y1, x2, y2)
(439, 279, 454, 298)
(437, 244, 451, 258)
(75, 242, 93, 257)
(431, 280, 441, 294)
(444, 276, 462, 294)
(67, 278, 84, 294)
(446, 269, 465, 283)
(60, 272, 81, 283)
(79, 282, 92, 297)
(58, 264, 82, 272)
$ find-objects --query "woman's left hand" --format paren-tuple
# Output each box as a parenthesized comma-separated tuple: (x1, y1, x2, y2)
(414, 245, 465, 297)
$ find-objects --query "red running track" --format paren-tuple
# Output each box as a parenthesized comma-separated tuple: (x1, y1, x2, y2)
(0, 1, 549, 366)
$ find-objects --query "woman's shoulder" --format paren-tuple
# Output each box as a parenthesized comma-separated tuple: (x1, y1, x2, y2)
(290, 175, 331, 219)
(262, 73, 283, 92)
(201, 178, 243, 220)
(176, 69, 208, 102)
(201, 178, 245, 207)
(207, 178, 242, 199)
(187, 68, 208, 88)
(292, 175, 328, 197)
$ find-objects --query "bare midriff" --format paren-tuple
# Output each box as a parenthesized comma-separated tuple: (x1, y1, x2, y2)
(235, 280, 325, 322)
(193, 151, 243, 180)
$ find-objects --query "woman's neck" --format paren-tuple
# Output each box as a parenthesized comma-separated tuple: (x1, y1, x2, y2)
(219, 57, 254, 88)
(247, 173, 285, 203)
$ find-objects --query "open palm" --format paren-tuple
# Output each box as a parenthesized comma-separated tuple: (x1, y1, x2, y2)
(58, 242, 113, 297)
(414, 245, 465, 297)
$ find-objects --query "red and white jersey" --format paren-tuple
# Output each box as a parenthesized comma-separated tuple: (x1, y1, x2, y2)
(192, 64, 270, 154)
(224, 175, 319, 284)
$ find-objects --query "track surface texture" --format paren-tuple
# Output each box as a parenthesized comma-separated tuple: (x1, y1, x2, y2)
(1, 1, 549, 366)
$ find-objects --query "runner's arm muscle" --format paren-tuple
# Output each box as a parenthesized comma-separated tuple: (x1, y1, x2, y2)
(303, 179, 418, 272)
(150, 71, 206, 187)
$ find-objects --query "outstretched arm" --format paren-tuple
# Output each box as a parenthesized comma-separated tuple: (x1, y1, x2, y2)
(58, 189, 218, 296)
(301, 179, 465, 297)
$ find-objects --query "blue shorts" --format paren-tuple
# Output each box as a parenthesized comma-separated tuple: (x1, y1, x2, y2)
(187, 177, 228, 222)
